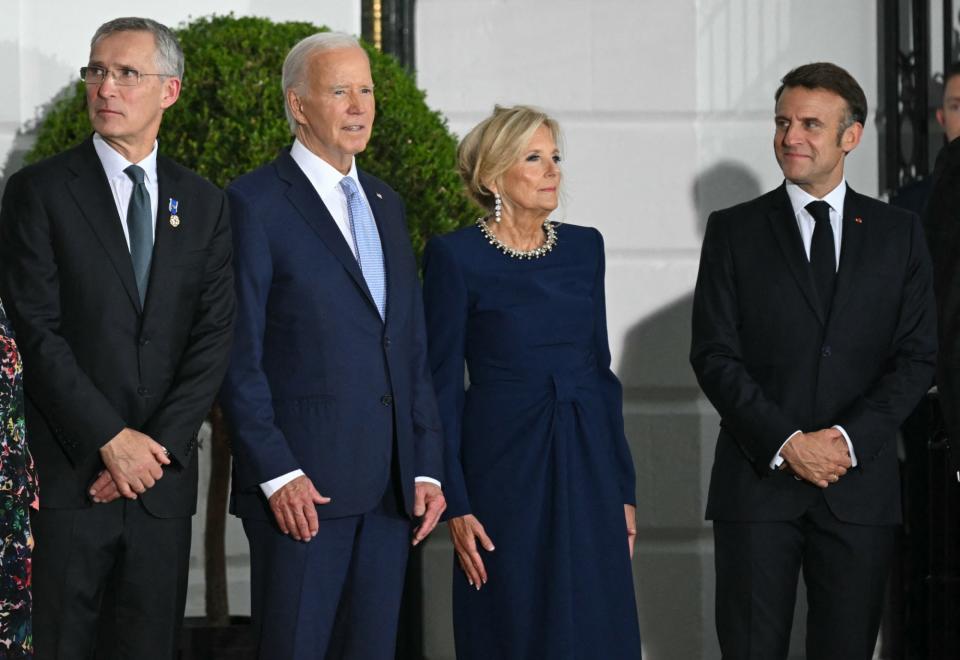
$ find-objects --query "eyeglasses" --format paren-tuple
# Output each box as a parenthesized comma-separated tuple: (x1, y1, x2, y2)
(79, 66, 173, 87)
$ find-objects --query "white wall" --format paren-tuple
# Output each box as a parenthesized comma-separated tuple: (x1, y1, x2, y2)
(415, 1, 878, 659)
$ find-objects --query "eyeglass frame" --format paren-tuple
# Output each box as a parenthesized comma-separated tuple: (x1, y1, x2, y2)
(79, 65, 176, 87)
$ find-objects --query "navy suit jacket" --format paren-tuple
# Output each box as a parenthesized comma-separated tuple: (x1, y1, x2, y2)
(220, 149, 443, 521)
(691, 184, 937, 525)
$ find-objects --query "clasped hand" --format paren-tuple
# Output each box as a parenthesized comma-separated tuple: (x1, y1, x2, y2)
(780, 428, 852, 489)
(90, 427, 171, 502)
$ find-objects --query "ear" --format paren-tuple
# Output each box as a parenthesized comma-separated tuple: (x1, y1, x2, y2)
(287, 88, 308, 126)
(937, 108, 946, 129)
(159, 77, 181, 110)
(840, 121, 863, 155)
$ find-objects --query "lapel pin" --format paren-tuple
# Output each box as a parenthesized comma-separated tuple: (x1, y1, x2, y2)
(376, 192, 383, 199)
(169, 198, 180, 228)
(854, 216, 863, 224)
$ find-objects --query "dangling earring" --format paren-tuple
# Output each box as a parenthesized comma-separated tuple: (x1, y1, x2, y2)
(494, 193, 502, 223)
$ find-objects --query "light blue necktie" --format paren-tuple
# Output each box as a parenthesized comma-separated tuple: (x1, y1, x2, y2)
(124, 164, 153, 306)
(340, 176, 386, 319)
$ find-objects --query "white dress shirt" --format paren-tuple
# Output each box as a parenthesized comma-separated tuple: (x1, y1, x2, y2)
(260, 140, 441, 498)
(92, 133, 159, 247)
(770, 180, 858, 469)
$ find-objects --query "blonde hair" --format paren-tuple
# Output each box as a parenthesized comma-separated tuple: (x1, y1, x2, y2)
(457, 105, 562, 212)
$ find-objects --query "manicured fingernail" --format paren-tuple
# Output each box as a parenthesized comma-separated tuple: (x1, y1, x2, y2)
(468, 578, 473, 586)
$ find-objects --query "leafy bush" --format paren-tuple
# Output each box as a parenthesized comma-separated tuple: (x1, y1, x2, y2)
(27, 14, 477, 258)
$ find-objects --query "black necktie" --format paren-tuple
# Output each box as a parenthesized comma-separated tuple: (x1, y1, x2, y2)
(124, 165, 153, 306)
(806, 200, 836, 314)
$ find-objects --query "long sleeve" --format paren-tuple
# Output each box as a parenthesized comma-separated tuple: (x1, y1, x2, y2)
(422, 237, 471, 517)
(141, 191, 235, 465)
(689, 211, 799, 471)
(218, 187, 300, 488)
(590, 229, 637, 505)
(833, 214, 937, 462)
(0, 171, 126, 462)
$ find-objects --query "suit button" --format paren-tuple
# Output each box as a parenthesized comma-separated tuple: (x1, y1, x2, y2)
(139, 336, 151, 346)
(383, 336, 391, 349)
(137, 386, 151, 396)
(381, 394, 393, 406)
(821, 346, 832, 357)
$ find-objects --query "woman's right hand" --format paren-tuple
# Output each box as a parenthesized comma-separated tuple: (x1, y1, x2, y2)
(448, 514, 495, 589)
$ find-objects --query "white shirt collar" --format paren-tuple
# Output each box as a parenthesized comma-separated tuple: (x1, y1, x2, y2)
(92, 133, 159, 184)
(784, 179, 847, 218)
(290, 139, 360, 195)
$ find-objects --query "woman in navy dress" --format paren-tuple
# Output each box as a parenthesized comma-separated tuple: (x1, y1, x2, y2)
(423, 105, 642, 659)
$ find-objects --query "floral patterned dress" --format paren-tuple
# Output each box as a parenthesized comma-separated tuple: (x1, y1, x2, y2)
(0, 299, 37, 658)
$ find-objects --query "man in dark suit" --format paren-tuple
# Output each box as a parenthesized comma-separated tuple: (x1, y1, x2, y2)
(924, 63, 960, 479)
(690, 62, 937, 660)
(0, 17, 234, 660)
(218, 32, 445, 659)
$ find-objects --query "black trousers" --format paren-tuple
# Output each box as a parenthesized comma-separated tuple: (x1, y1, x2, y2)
(31, 499, 191, 660)
(714, 494, 896, 660)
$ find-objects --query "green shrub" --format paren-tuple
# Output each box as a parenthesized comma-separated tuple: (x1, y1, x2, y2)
(26, 14, 477, 258)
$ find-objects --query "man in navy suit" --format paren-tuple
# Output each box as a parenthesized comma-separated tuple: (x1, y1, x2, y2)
(219, 31, 445, 659)
(691, 63, 937, 659)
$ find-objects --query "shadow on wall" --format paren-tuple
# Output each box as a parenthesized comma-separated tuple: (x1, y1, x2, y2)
(0, 41, 80, 198)
(617, 160, 762, 660)
(617, 160, 762, 395)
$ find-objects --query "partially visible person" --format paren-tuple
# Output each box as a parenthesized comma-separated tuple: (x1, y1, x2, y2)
(423, 105, 642, 659)
(0, 298, 38, 659)
(0, 17, 234, 659)
(219, 31, 445, 660)
(936, 62, 960, 143)
(891, 62, 960, 213)
(924, 62, 960, 480)
(892, 61, 960, 660)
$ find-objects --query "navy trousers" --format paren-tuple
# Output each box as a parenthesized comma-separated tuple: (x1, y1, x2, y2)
(244, 477, 410, 660)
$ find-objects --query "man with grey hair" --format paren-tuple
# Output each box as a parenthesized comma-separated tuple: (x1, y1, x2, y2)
(0, 16, 234, 658)
(219, 31, 445, 658)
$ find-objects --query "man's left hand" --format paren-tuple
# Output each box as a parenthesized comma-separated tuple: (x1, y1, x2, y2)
(89, 470, 122, 504)
(412, 482, 446, 546)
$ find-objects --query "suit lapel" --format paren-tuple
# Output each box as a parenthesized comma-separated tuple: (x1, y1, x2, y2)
(142, 156, 185, 319)
(830, 185, 867, 319)
(766, 184, 825, 324)
(65, 138, 141, 312)
(276, 153, 381, 319)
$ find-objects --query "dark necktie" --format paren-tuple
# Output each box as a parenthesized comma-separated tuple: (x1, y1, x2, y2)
(806, 200, 836, 314)
(124, 165, 153, 306)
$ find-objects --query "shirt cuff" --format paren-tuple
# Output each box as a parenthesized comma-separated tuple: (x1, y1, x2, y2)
(260, 469, 304, 499)
(833, 424, 857, 467)
(414, 476, 442, 488)
(771, 430, 802, 469)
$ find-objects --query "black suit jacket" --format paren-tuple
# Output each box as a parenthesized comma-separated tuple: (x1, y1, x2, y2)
(691, 183, 937, 525)
(0, 137, 235, 518)
(925, 137, 960, 471)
